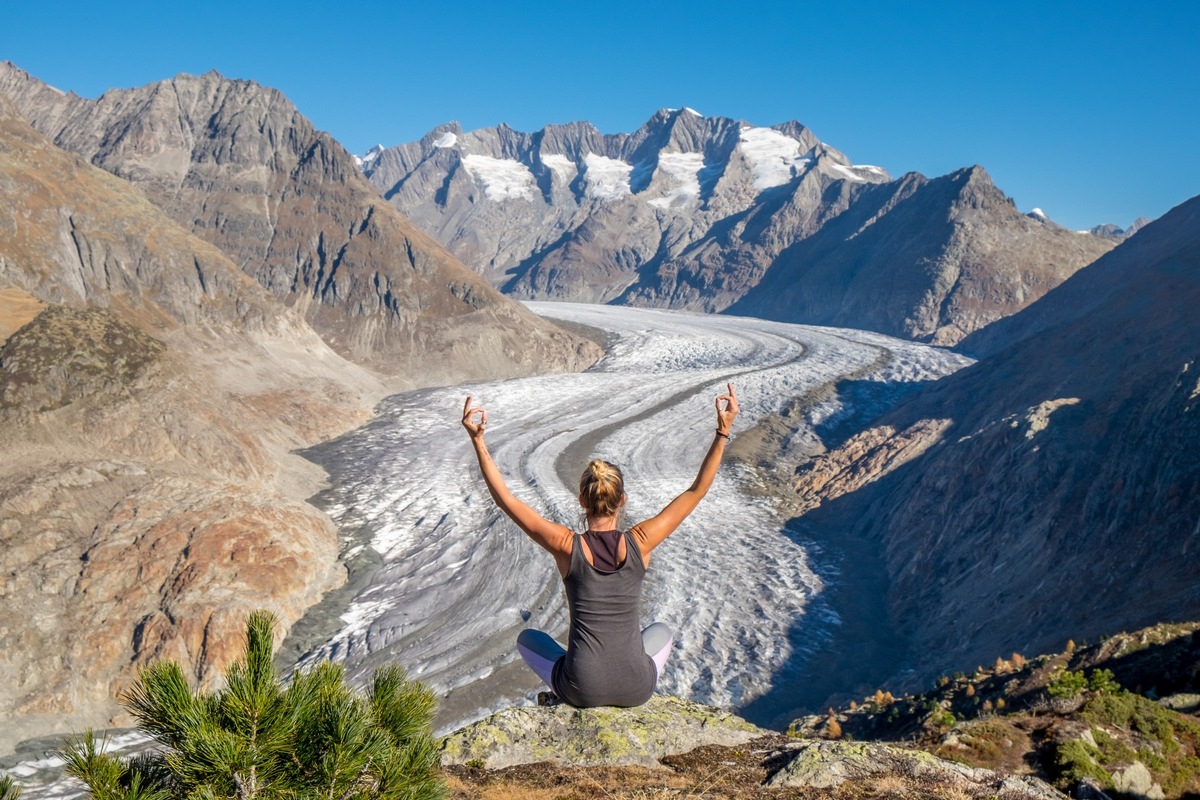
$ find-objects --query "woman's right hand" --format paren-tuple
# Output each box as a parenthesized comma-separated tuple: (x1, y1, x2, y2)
(716, 382, 738, 436)
(462, 395, 488, 441)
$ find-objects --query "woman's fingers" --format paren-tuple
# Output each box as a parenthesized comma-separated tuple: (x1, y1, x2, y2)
(462, 395, 488, 436)
(715, 382, 739, 420)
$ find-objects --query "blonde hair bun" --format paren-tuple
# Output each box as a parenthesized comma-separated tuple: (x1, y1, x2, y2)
(579, 459, 624, 519)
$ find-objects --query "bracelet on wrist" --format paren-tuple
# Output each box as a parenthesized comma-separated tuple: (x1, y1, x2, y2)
(715, 429, 731, 440)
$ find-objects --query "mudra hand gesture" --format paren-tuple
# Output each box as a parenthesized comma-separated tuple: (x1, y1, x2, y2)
(462, 395, 487, 440)
(716, 382, 738, 436)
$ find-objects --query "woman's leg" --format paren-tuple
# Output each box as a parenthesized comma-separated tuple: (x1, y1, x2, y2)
(641, 622, 674, 679)
(516, 629, 565, 689)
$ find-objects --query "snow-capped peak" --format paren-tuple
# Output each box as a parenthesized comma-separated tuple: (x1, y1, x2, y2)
(355, 144, 384, 169)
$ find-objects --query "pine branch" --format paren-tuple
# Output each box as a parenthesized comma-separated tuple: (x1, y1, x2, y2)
(0, 774, 22, 800)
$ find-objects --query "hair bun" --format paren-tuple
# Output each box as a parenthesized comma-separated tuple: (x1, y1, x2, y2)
(579, 459, 624, 519)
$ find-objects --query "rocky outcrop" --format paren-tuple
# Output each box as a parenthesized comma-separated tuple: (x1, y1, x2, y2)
(0, 62, 599, 382)
(768, 740, 1065, 798)
(788, 194, 1200, 695)
(439, 698, 1063, 799)
(439, 696, 766, 768)
(0, 94, 385, 753)
(365, 113, 1112, 345)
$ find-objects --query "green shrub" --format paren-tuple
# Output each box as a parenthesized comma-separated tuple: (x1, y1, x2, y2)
(60, 611, 445, 800)
(1054, 739, 1111, 789)
(1082, 692, 1193, 749)
(1047, 668, 1088, 699)
(0, 774, 21, 800)
(1087, 668, 1121, 695)
(929, 710, 957, 729)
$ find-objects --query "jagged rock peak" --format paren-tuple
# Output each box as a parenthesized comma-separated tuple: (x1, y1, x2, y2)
(1088, 215, 1154, 240)
(370, 107, 877, 172)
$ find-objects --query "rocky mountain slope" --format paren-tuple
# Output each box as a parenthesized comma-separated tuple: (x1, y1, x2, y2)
(728, 165, 1114, 344)
(785, 193, 1200, 702)
(791, 622, 1200, 799)
(437, 696, 1065, 800)
(364, 110, 1113, 345)
(0, 94, 379, 752)
(0, 62, 599, 381)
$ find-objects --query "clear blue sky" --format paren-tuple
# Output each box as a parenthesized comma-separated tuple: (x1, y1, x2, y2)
(3, 0, 1197, 230)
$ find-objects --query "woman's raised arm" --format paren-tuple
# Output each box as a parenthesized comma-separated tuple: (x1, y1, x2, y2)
(463, 396, 573, 572)
(630, 383, 739, 562)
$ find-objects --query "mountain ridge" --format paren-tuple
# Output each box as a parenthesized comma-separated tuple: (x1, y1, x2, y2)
(364, 110, 1113, 346)
(781, 191, 1200, 705)
(0, 61, 600, 383)
(0, 93, 398, 751)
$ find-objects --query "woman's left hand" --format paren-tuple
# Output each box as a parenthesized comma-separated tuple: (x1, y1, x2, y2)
(462, 395, 488, 440)
(716, 382, 739, 435)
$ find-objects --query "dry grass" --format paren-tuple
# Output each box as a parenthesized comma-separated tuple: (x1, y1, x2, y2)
(438, 733, 1056, 800)
(0, 288, 45, 342)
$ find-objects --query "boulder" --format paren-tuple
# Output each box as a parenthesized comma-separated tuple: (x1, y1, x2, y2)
(1110, 761, 1164, 799)
(439, 696, 766, 769)
(767, 740, 1066, 799)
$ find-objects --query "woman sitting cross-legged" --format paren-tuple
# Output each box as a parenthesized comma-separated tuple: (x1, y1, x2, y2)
(461, 384, 739, 707)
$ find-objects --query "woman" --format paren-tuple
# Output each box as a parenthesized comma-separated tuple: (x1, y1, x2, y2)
(461, 383, 739, 708)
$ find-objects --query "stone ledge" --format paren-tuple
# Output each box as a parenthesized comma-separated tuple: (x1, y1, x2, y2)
(439, 695, 767, 769)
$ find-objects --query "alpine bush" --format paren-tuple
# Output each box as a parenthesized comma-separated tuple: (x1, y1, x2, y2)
(60, 611, 445, 800)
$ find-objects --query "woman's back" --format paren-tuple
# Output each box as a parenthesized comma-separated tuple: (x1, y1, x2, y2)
(552, 531, 656, 707)
(461, 384, 738, 708)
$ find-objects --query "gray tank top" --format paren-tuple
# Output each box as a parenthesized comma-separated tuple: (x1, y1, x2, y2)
(551, 531, 657, 707)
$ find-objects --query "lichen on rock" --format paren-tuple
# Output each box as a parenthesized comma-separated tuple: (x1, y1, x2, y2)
(439, 695, 766, 769)
(767, 739, 1067, 798)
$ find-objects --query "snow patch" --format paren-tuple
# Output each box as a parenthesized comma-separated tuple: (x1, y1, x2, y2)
(648, 152, 705, 209)
(541, 153, 576, 181)
(433, 131, 458, 149)
(355, 145, 384, 170)
(582, 153, 633, 200)
(828, 163, 868, 183)
(461, 154, 537, 201)
(738, 126, 813, 190)
(1030, 207, 1048, 219)
(682, 106, 703, 117)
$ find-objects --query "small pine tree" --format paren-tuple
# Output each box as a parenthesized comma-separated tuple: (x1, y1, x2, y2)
(1, 774, 21, 800)
(1011, 652, 1027, 670)
(60, 611, 445, 800)
(996, 698, 1007, 711)
(965, 684, 976, 698)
